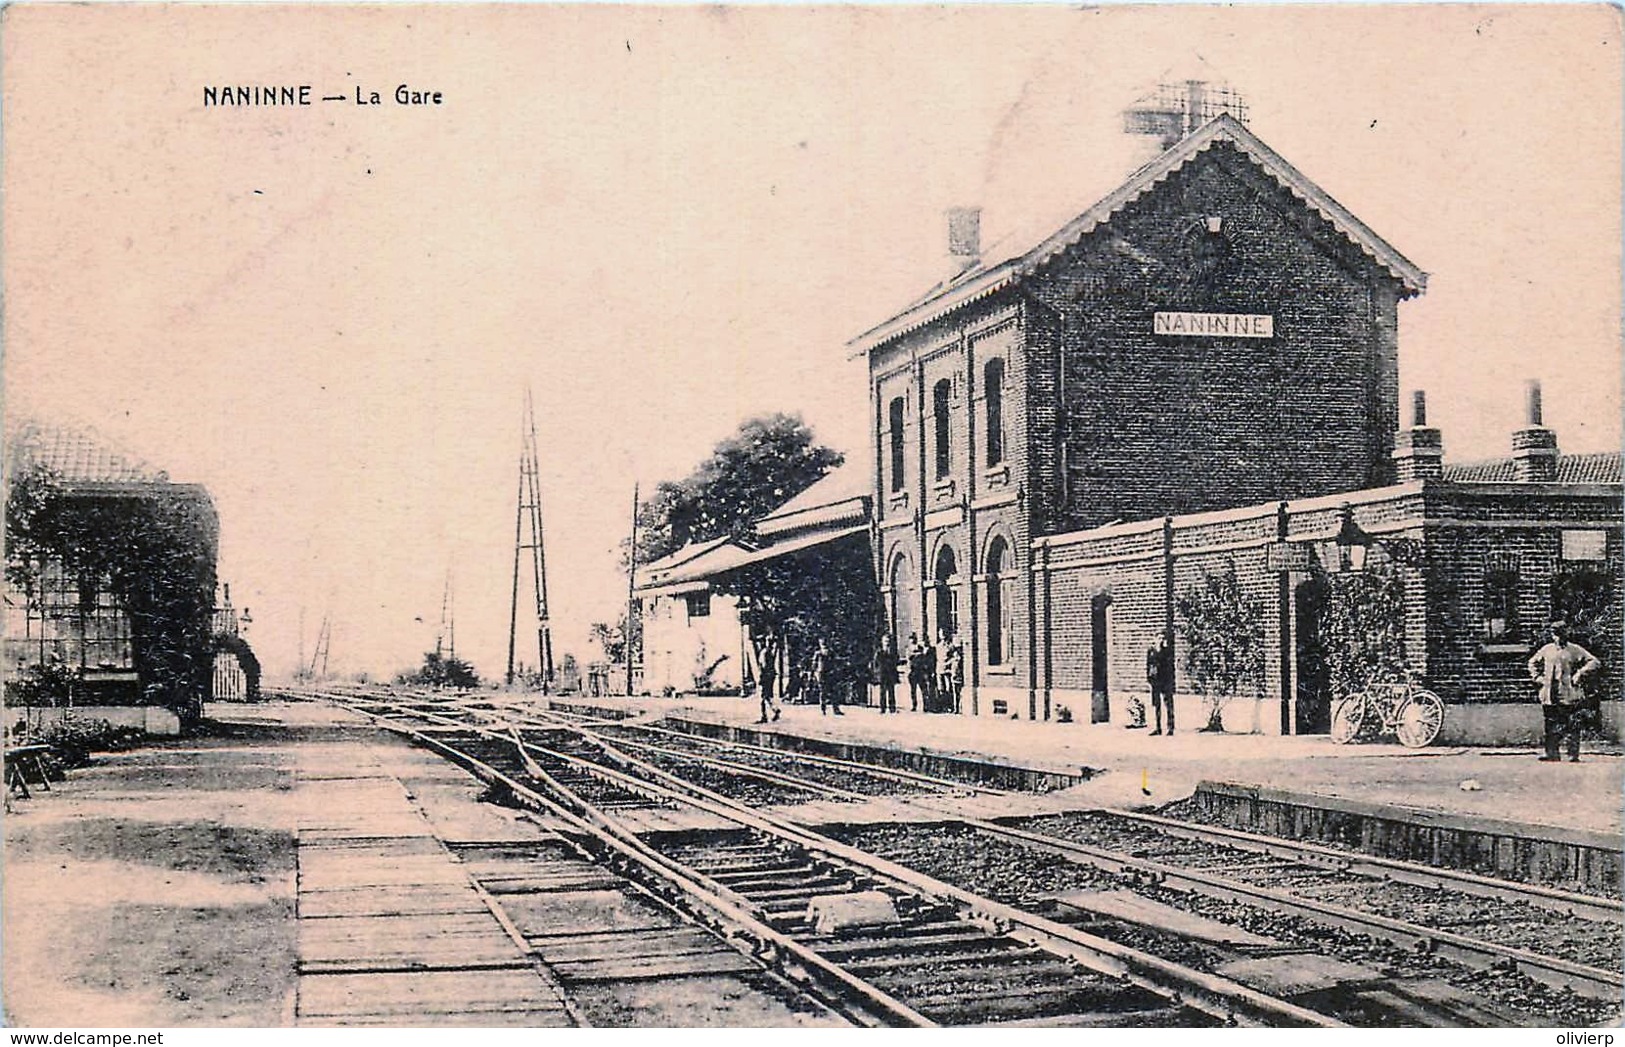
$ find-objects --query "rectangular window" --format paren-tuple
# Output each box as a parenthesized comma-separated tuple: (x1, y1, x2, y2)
(1482, 552, 1518, 641)
(685, 591, 711, 618)
(1562, 530, 1607, 561)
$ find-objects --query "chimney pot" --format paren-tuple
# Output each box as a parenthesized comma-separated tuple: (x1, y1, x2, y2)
(1512, 378, 1558, 481)
(946, 207, 981, 272)
(1393, 388, 1443, 482)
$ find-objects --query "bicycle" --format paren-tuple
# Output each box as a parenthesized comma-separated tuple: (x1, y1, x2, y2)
(1329, 674, 1446, 748)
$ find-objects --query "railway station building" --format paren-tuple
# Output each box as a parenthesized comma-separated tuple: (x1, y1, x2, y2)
(3, 421, 233, 733)
(849, 113, 1622, 744)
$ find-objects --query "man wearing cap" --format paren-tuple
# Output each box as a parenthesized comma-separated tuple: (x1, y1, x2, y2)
(1527, 621, 1602, 762)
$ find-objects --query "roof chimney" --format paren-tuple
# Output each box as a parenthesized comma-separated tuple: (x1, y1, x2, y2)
(1392, 390, 1443, 482)
(1511, 379, 1559, 482)
(946, 207, 981, 275)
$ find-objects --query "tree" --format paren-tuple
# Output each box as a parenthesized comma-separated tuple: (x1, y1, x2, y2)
(397, 650, 480, 689)
(627, 414, 844, 566)
(1176, 560, 1267, 732)
(588, 614, 641, 666)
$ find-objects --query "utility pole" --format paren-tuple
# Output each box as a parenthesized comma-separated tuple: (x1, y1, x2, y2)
(625, 482, 639, 696)
(506, 388, 554, 690)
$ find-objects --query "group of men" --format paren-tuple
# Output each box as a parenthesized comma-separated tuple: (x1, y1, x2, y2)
(872, 633, 963, 714)
(752, 619, 1605, 762)
(753, 634, 842, 722)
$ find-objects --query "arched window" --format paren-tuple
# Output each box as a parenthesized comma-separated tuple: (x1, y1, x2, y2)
(986, 536, 1012, 666)
(984, 358, 1005, 468)
(888, 551, 916, 643)
(888, 397, 906, 493)
(933, 379, 952, 479)
(933, 544, 958, 642)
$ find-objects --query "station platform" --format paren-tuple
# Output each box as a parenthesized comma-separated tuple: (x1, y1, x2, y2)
(544, 692, 1625, 839)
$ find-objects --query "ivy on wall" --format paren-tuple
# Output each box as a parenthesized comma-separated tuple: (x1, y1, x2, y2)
(6, 465, 218, 725)
(1176, 559, 1265, 732)
(1320, 563, 1409, 700)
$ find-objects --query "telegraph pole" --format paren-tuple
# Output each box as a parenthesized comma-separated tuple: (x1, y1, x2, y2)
(506, 389, 555, 690)
(624, 482, 639, 696)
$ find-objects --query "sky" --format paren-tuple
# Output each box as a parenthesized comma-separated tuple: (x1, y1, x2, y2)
(4, 4, 1621, 681)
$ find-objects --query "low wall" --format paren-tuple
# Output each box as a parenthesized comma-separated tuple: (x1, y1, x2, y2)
(11, 705, 181, 737)
(1192, 780, 1621, 894)
(661, 716, 1092, 792)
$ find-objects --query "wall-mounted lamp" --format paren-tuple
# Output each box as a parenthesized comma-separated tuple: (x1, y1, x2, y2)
(1317, 504, 1425, 574)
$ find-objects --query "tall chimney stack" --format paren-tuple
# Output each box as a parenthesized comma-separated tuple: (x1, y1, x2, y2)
(1511, 379, 1559, 482)
(1392, 389, 1443, 482)
(946, 206, 981, 275)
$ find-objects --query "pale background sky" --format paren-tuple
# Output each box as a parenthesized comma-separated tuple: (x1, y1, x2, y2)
(5, 4, 1620, 681)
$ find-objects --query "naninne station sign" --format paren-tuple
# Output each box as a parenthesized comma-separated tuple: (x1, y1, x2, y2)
(1153, 312, 1274, 338)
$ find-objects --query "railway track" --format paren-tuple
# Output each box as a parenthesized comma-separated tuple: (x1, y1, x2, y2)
(293, 686, 1340, 1026)
(541, 707, 1623, 1013)
(288, 686, 1622, 1026)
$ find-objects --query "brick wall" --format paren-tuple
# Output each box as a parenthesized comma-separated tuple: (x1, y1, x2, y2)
(1027, 144, 1404, 532)
(1037, 481, 1621, 739)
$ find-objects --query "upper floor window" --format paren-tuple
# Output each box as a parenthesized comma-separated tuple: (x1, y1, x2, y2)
(933, 379, 952, 479)
(984, 358, 1005, 468)
(887, 397, 906, 493)
(685, 591, 711, 619)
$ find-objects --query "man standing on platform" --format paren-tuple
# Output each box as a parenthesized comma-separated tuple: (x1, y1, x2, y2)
(1147, 637, 1176, 736)
(756, 634, 781, 724)
(874, 634, 900, 714)
(813, 639, 841, 716)
(941, 634, 964, 714)
(906, 633, 926, 712)
(1527, 621, 1600, 762)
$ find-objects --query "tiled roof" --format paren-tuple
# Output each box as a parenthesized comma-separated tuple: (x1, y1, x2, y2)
(851, 113, 1427, 353)
(6, 420, 166, 483)
(1442, 452, 1622, 485)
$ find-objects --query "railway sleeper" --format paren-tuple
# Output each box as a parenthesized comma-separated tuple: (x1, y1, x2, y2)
(916, 980, 1173, 1026)
(814, 929, 1008, 961)
(870, 958, 1091, 997)
(841, 942, 1044, 975)
(729, 876, 858, 901)
(706, 863, 826, 886)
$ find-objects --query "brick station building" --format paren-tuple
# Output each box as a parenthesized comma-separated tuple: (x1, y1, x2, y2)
(849, 113, 1621, 743)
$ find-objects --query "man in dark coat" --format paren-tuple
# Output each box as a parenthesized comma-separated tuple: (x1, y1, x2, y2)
(905, 633, 925, 712)
(812, 640, 841, 715)
(756, 634, 781, 724)
(921, 637, 939, 713)
(1147, 637, 1176, 736)
(875, 634, 900, 714)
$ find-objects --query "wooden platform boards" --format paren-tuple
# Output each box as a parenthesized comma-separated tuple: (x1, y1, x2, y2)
(292, 724, 841, 1026)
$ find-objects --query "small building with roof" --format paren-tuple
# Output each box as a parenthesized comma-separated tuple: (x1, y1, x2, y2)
(5, 421, 229, 733)
(632, 464, 873, 698)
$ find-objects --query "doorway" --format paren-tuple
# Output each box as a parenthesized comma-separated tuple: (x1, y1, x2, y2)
(1294, 575, 1332, 734)
(1090, 594, 1112, 723)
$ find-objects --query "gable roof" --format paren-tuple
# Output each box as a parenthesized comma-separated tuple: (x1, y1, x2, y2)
(850, 113, 1426, 354)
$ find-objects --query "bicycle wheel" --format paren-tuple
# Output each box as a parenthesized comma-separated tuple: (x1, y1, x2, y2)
(1330, 694, 1367, 744)
(1395, 689, 1445, 748)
